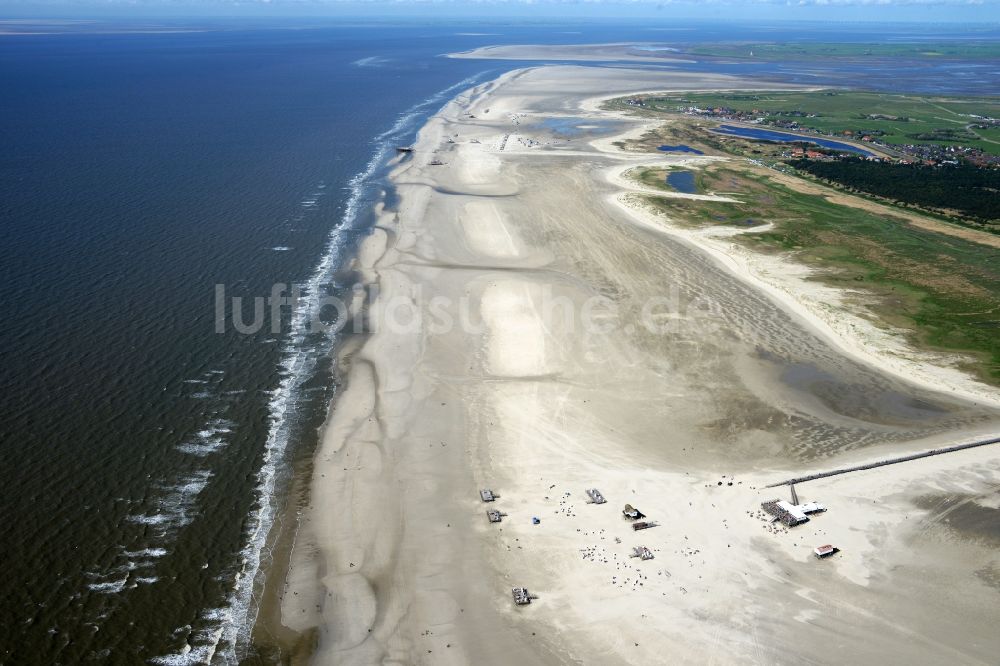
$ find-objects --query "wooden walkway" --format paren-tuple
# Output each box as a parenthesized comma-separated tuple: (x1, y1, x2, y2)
(765, 435, 1000, 488)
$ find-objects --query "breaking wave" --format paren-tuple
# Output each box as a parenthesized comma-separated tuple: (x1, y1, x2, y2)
(150, 71, 494, 665)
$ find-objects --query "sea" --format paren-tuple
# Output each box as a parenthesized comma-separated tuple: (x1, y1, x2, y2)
(0, 18, 997, 665)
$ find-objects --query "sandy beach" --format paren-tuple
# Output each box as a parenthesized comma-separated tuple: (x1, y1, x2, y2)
(278, 65, 1000, 665)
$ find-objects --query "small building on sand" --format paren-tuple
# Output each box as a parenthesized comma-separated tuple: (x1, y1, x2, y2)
(622, 504, 645, 520)
(762, 499, 826, 527)
(586, 488, 607, 504)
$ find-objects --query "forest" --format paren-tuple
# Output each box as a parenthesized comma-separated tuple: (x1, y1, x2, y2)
(787, 158, 1000, 224)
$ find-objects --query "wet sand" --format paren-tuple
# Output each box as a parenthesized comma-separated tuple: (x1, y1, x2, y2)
(280, 66, 1000, 664)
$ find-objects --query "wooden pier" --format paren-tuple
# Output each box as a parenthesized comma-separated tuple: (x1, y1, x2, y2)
(764, 435, 1000, 488)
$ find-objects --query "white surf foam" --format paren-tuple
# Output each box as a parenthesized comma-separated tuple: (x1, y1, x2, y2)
(150, 608, 226, 665)
(177, 420, 233, 457)
(87, 577, 129, 594)
(124, 547, 168, 559)
(85, 561, 139, 594)
(128, 470, 212, 530)
(211, 71, 494, 665)
(140, 72, 496, 665)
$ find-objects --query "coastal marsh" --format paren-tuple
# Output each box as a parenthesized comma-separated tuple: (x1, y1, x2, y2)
(640, 164, 1000, 384)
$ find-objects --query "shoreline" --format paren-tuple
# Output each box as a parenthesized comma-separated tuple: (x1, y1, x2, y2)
(279, 65, 1000, 664)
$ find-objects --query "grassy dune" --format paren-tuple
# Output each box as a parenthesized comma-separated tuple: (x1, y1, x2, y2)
(643, 165, 1000, 383)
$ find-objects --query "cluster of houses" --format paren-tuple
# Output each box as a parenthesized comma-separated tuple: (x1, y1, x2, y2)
(666, 101, 1000, 167)
(892, 142, 999, 168)
(678, 104, 817, 127)
(787, 146, 835, 160)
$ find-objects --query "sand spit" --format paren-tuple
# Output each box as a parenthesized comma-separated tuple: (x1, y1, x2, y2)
(281, 66, 1000, 665)
(448, 43, 697, 64)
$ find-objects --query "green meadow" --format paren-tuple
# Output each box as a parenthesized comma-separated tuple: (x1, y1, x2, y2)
(638, 90, 1000, 155)
(639, 165, 1000, 383)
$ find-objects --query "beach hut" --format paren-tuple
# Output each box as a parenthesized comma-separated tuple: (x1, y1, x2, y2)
(480, 489, 497, 502)
(814, 544, 837, 559)
(622, 504, 645, 520)
(585, 488, 606, 504)
(512, 587, 532, 605)
(631, 546, 654, 561)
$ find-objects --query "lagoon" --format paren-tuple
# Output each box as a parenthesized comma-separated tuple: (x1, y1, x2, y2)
(658, 144, 704, 154)
(712, 124, 875, 156)
(666, 170, 698, 194)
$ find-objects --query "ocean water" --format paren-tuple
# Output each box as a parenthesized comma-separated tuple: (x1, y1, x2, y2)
(0, 19, 997, 665)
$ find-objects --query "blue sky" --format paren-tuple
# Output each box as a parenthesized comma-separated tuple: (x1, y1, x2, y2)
(1, 0, 997, 22)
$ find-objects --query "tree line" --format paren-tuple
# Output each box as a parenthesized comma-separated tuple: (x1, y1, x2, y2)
(788, 158, 1000, 224)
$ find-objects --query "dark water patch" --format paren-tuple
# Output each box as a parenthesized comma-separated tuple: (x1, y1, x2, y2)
(657, 144, 704, 154)
(782, 360, 950, 424)
(666, 170, 698, 194)
(758, 349, 953, 427)
(713, 124, 875, 156)
(912, 493, 1000, 546)
(538, 116, 619, 137)
(975, 563, 1000, 591)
